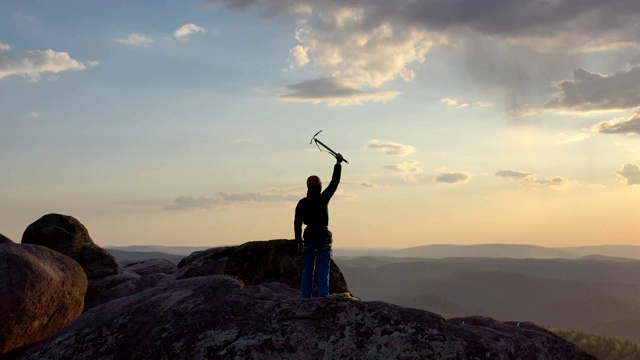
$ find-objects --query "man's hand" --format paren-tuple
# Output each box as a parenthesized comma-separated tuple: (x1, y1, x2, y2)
(298, 242, 304, 253)
(335, 153, 344, 164)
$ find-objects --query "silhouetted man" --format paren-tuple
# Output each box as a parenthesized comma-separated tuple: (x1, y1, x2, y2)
(294, 153, 344, 298)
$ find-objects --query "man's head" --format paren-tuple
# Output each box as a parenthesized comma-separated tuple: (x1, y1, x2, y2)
(307, 175, 322, 188)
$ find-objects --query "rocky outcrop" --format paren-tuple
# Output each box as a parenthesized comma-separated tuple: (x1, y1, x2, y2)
(0, 233, 13, 244)
(175, 239, 349, 295)
(84, 261, 176, 310)
(0, 244, 87, 357)
(122, 258, 177, 276)
(22, 214, 118, 279)
(22, 276, 595, 360)
(86, 273, 171, 309)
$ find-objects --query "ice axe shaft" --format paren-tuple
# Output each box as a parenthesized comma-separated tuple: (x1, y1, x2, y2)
(310, 130, 349, 164)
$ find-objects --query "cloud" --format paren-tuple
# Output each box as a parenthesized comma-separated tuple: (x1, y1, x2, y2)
(208, 1, 640, 65)
(616, 164, 640, 185)
(360, 181, 384, 188)
(289, 45, 310, 68)
(341, 180, 388, 188)
(115, 33, 154, 46)
(532, 177, 578, 189)
(207, 0, 447, 89)
(558, 133, 592, 144)
(440, 97, 491, 109)
(475, 101, 492, 108)
(166, 189, 302, 210)
(441, 97, 469, 109)
(0, 49, 87, 82)
(174, 23, 206, 39)
(25, 111, 40, 118)
(86, 61, 99, 68)
(544, 67, 640, 112)
(496, 169, 580, 190)
(384, 160, 424, 182)
(365, 139, 415, 156)
(592, 111, 640, 136)
(0, 42, 11, 51)
(495, 169, 535, 180)
(440, 98, 458, 106)
(435, 172, 470, 184)
(279, 77, 400, 105)
(207, 1, 640, 107)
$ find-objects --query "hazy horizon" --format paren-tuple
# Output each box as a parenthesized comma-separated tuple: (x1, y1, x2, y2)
(2, 1, 640, 248)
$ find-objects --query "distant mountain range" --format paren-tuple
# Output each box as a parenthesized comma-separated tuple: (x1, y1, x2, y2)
(336, 244, 640, 260)
(335, 256, 640, 343)
(108, 243, 640, 260)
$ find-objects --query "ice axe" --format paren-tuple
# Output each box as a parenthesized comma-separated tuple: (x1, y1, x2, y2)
(310, 130, 349, 164)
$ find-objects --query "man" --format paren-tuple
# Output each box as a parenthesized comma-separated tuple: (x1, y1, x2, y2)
(294, 153, 344, 298)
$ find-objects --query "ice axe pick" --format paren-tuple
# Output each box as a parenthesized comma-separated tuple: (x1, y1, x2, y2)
(310, 130, 349, 164)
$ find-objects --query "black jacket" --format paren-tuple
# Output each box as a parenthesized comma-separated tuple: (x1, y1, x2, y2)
(294, 164, 342, 242)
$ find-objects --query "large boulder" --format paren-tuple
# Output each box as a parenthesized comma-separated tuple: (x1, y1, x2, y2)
(22, 276, 596, 360)
(0, 233, 13, 244)
(84, 270, 141, 310)
(86, 273, 171, 310)
(0, 244, 87, 357)
(122, 258, 177, 277)
(175, 239, 349, 295)
(21, 214, 118, 279)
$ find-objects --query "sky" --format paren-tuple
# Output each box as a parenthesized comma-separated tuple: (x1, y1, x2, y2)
(1, 0, 640, 249)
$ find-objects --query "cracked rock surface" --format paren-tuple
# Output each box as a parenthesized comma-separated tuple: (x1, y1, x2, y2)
(21, 275, 595, 360)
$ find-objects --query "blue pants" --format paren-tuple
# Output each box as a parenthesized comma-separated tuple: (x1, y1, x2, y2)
(301, 237, 332, 298)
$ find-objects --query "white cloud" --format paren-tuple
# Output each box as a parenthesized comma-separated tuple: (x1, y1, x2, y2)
(440, 98, 459, 106)
(360, 181, 384, 188)
(496, 169, 580, 190)
(25, 111, 40, 118)
(558, 133, 592, 144)
(475, 101, 492, 108)
(592, 111, 640, 136)
(293, 15, 445, 88)
(616, 164, 640, 185)
(544, 67, 640, 112)
(384, 160, 424, 182)
(166, 188, 302, 210)
(289, 45, 310, 68)
(531, 177, 579, 190)
(0, 49, 86, 82)
(174, 23, 206, 39)
(279, 77, 400, 106)
(365, 139, 415, 156)
(0, 42, 11, 51)
(441, 97, 489, 109)
(435, 172, 470, 184)
(115, 33, 154, 46)
(495, 169, 535, 180)
(86, 61, 99, 68)
(343, 180, 387, 188)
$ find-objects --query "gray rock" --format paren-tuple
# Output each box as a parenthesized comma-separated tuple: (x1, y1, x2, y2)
(22, 277, 595, 360)
(122, 258, 177, 276)
(0, 233, 13, 244)
(0, 244, 87, 357)
(21, 213, 118, 279)
(175, 239, 349, 296)
(84, 270, 140, 310)
(87, 273, 171, 309)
